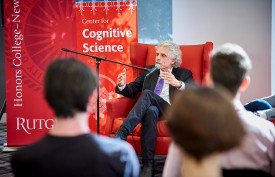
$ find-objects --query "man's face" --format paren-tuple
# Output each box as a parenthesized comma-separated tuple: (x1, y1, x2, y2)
(155, 46, 175, 71)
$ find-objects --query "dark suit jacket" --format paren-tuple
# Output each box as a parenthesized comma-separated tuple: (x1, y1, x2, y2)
(115, 65, 195, 103)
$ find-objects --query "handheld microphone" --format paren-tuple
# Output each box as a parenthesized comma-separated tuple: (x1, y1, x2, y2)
(146, 64, 160, 76)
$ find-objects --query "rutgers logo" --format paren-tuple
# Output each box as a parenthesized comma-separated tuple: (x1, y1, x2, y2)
(16, 117, 54, 134)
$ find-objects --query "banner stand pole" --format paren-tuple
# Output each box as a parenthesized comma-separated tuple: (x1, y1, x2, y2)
(95, 58, 100, 134)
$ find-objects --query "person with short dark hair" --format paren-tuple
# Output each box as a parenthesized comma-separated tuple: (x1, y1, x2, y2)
(163, 43, 275, 177)
(11, 58, 139, 177)
(167, 87, 245, 177)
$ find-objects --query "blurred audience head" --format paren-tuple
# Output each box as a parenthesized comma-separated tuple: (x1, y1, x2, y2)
(167, 87, 245, 162)
(44, 58, 98, 118)
(210, 43, 252, 95)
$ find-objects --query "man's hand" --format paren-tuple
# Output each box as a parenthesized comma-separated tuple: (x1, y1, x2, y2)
(117, 68, 126, 87)
(160, 72, 181, 88)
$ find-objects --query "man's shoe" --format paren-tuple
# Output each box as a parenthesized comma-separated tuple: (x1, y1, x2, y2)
(114, 126, 128, 141)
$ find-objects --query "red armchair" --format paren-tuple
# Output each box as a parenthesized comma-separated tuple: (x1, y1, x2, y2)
(105, 42, 213, 155)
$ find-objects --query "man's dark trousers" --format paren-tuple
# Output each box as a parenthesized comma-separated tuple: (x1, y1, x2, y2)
(121, 90, 169, 160)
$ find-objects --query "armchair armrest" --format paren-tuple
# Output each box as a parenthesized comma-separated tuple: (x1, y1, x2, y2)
(105, 96, 138, 136)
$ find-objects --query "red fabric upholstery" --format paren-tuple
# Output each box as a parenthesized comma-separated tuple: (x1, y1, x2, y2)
(106, 42, 213, 155)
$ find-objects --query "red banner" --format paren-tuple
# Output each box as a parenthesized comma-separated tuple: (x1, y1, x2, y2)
(74, 1, 137, 133)
(4, 0, 137, 146)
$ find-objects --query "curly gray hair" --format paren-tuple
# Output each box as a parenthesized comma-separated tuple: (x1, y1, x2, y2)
(157, 40, 182, 68)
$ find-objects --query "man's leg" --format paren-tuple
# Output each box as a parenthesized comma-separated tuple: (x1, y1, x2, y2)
(141, 105, 159, 162)
(115, 90, 168, 140)
(140, 106, 159, 177)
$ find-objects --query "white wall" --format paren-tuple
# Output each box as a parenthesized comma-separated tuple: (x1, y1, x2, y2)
(173, 0, 272, 103)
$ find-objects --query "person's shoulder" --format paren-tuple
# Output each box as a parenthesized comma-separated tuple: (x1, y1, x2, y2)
(173, 67, 193, 78)
(94, 136, 139, 171)
(239, 110, 275, 139)
(94, 135, 136, 156)
(174, 67, 192, 74)
(240, 109, 274, 128)
(94, 136, 139, 177)
(11, 135, 49, 163)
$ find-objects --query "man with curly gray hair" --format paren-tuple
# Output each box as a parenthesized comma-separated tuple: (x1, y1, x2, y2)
(114, 40, 195, 177)
(158, 40, 182, 68)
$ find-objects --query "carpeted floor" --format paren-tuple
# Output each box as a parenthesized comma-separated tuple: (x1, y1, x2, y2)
(0, 122, 165, 177)
(0, 122, 13, 177)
